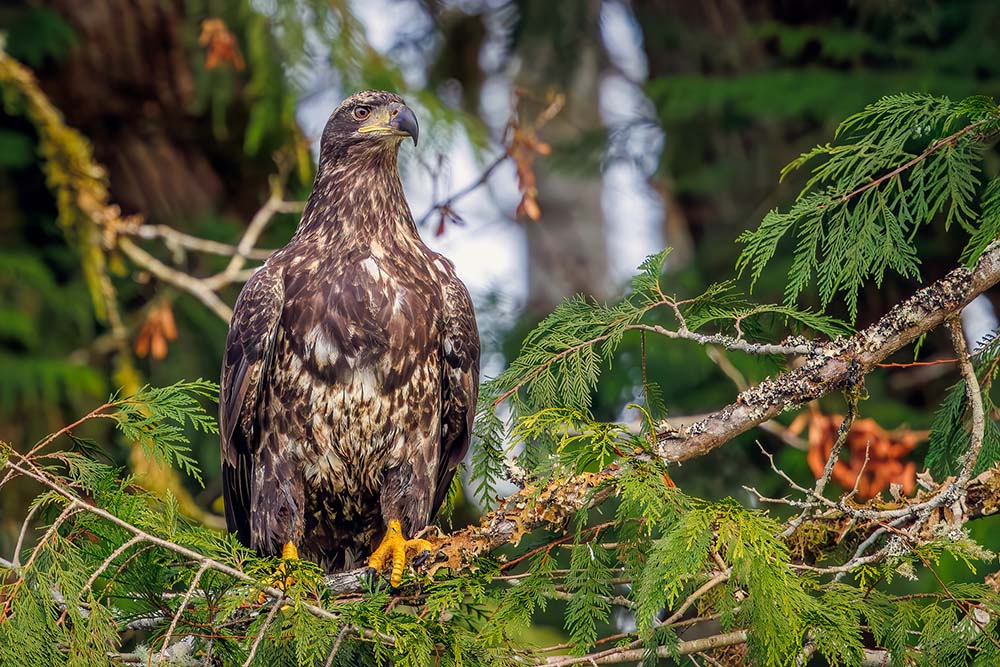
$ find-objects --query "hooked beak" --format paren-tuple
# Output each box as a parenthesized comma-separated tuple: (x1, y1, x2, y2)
(389, 105, 419, 146)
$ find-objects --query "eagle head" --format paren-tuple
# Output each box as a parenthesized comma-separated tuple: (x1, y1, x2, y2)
(320, 90, 419, 159)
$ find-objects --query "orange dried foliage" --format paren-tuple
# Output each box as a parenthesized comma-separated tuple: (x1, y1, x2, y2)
(508, 126, 550, 221)
(505, 91, 563, 221)
(790, 409, 928, 500)
(199, 19, 245, 71)
(135, 301, 178, 360)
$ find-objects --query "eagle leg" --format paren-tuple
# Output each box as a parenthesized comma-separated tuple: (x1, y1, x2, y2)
(257, 541, 300, 604)
(367, 520, 433, 587)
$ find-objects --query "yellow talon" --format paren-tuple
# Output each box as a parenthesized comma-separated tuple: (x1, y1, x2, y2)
(258, 541, 299, 605)
(367, 520, 433, 587)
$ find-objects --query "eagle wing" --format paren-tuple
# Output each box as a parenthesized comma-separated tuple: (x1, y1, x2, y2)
(433, 271, 481, 516)
(219, 263, 284, 547)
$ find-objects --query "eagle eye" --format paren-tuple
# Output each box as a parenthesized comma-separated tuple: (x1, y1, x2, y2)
(353, 106, 371, 121)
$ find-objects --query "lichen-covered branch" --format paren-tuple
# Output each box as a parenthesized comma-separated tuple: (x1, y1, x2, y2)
(412, 240, 1000, 586)
(656, 239, 1000, 462)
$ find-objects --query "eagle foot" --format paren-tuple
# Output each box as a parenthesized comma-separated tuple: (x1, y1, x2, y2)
(257, 541, 299, 605)
(367, 519, 433, 588)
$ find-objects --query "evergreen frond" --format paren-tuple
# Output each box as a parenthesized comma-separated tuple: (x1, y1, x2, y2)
(928, 333, 1000, 477)
(963, 176, 1000, 265)
(564, 542, 614, 652)
(112, 380, 218, 485)
(737, 93, 1000, 320)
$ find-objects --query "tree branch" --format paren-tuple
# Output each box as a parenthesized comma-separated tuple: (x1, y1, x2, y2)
(416, 152, 508, 227)
(838, 118, 991, 205)
(657, 239, 1000, 462)
(541, 630, 748, 666)
(1, 455, 343, 626)
(119, 238, 235, 321)
(419, 240, 1000, 586)
(948, 317, 986, 484)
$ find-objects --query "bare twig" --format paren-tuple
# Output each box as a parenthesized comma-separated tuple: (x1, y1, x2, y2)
(119, 238, 234, 322)
(115, 189, 303, 323)
(813, 395, 860, 499)
(12, 500, 44, 568)
(541, 630, 748, 666)
(323, 625, 351, 667)
(204, 192, 303, 291)
(125, 224, 275, 261)
(24, 401, 116, 459)
(633, 324, 815, 356)
(241, 594, 283, 667)
(416, 153, 508, 227)
(660, 571, 730, 627)
(493, 311, 818, 409)
(781, 393, 860, 537)
(844, 440, 872, 504)
(157, 563, 209, 666)
(82, 535, 144, 598)
(947, 317, 986, 484)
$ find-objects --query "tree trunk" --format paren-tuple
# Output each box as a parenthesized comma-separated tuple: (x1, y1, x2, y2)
(34, 0, 245, 223)
(516, 0, 610, 316)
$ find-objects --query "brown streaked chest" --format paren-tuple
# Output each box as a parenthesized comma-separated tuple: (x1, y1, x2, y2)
(261, 246, 448, 482)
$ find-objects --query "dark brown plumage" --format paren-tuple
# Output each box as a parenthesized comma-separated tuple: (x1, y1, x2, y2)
(219, 91, 480, 576)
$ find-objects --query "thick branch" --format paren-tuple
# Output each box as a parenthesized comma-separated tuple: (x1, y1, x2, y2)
(542, 630, 748, 666)
(656, 240, 1000, 462)
(422, 242, 1000, 585)
(427, 471, 613, 577)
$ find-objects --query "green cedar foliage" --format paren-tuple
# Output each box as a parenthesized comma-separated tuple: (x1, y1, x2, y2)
(473, 248, 850, 503)
(459, 91, 1000, 666)
(928, 333, 1000, 479)
(737, 94, 1000, 320)
(3, 381, 1000, 665)
(6, 84, 1000, 665)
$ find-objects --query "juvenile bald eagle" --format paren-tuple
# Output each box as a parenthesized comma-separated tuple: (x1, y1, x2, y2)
(220, 91, 480, 585)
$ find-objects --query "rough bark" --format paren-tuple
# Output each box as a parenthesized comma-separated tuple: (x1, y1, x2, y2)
(657, 248, 998, 462)
(33, 0, 270, 223)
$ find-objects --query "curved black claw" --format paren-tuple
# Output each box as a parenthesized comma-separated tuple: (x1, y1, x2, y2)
(362, 567, 382, 590)
(411, 549, 433, 569)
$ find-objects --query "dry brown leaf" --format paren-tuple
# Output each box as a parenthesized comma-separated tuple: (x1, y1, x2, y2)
(504, 93, 563, 221)
(135, 301, 179, 360)
(199, 19, 245, 71)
